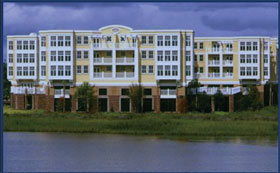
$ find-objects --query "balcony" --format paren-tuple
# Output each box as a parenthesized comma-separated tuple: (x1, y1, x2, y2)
(191, 87, 241, 95)
(93, 57, 112, 64)
(116, 72, 134, 78)
(223, 60, 233, 66)
(208, 60, 220, 66)
(222, 73, 233, 78)
(208, 73, 220, 78)
(206, 48, 233, 53)
(93, 72, 113, 78)
(115, 43, 137, 49)
(92, 43, 113, 49)
(54, 89, 70, 98)
(160, 88, 176, 98)
(10, 87, 46, 95)
(116, 57, 135, 64)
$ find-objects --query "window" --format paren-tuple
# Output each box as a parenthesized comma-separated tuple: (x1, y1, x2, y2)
(23, 67, 28, 76)
(17, 41, 22, 50)
(194, 42, 197, 49)
(77, 36, 82, 44)
(148, 51, 153, 59)
(58, 66, 64, 76)
(141, 65, 147, 74)
(199, 55, 203, 61)
(120, 51, 125, 57)
(199, 42, 203, 49)
(148, 65, 153, 73)
(157, 65, 163, 76)
(77, 65, 82, 74)
(186, 66, 191, 76)
(8, 41, 13, 50)
(65, 36, 71, 46)
(253, 67, 258, 76)
(246, 42, 251, 51)
(23, 41, 28, 50)
(106, 36, 111, 42)
(172, 65, 178, 76)
(186, 36, 191, 47)
(106, 66, 112, 71)
(240, 42, 245, 51)
(121, 88, 129, 95)
(157, 36, 163, 46)
(264, 54, 268, 63)
(17, 54, 22, 63)
(29, 54, 35, 63)
(106, 51, 112, 57)
(17, 67, 22, 76)
(246, 67, 252, 76)
(240, 67, 245, 76)
(186, 51, 191, 61)
(246, 54, 251, 63)
(253, 42, 258, 51)
(199, 67, 204, 73)
(84, 65, 88, 73)
(172, 36, 178, 46)
(29, 40, 35, 50)
(51, 36, 56, 46)
(165, 51, 170, 61)
(77, 51, 82, 59)
(99, 89, 107, 95)
(264, 67, 268, 76)
(23, 54, 28, 63)
(84, 36, 88, 44)
(144, 89, 152, 96)
(194, 54, 197, 61)
(65, 66, 71, 76)
(141, 36, 146, 44)
(240, 54, 245, 63)
(253, 54, 258, 63)
(41, 36, 46, 47)
(8, 54, 13, 63)
(172, 51, 178, 61)
(57, 36, 63, 46)
(29, 67, 34, 76)
(264, 41, 268, 51)
(157, 51, 163, 61)
(165, 65, 170, 76)
(51, 51, 56, 61)
(41, 66, 46, 76)
(58, 51, 64, 61)
(8, 67, 13, 76)
(84, 51, 88, 59)
(41, 51, 46, 61)
(165, 36, 170, 46)
(148, 36, 153, 44)
(65, 51, 71, 61)
(141, 51, 147, 59)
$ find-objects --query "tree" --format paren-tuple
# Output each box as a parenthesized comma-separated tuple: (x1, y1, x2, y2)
(214, 90, 228, 112)
(75, 82, 96, 113)
(187, 79, 201, 111)
(197, 92, 211, 113)
(247, 85, 263, 111)
(129, 84, 144, 113)
(3, 64, 11, 101)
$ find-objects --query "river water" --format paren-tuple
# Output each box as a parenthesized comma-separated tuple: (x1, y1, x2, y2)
(4, 132, 278, 172)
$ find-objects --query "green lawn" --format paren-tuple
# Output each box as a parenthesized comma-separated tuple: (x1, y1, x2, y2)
(3, 105, 278, 138)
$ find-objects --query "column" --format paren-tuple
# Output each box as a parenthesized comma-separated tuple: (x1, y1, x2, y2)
(219, 51, 223, 78)
(112, 48, 116, 78)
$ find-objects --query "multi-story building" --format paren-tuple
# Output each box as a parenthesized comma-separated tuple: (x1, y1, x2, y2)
(7, 25, 278, 112)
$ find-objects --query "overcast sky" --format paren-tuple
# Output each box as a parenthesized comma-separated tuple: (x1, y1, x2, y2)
(3, 2, 278, 62)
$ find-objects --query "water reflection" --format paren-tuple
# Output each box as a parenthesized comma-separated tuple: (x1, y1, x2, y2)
(4, 132, 278, 172)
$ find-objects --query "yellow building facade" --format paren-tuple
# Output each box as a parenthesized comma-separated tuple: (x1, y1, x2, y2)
(7, 25, 278, 112)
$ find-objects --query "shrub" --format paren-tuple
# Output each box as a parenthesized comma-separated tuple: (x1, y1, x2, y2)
(129, 84, 144, 113)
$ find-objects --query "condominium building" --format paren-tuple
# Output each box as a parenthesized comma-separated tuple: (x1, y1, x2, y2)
(7, 25, 278, 112)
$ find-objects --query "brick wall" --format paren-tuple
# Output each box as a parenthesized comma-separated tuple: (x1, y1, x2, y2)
(109, 96, 119, 112)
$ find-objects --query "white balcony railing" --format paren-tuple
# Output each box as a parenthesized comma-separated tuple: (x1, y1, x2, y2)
(208, 73, 220, 78)
(208, 60, 220, 65)
(115, 43, 137, 48)
(191, 87, 241, 95)
(222, 73, 233, 78)
(160, 88, 176, 98)
(223, 60, 233, 65)
(54, 89, 70, 98)
(116, 72, 134, 78)
(93, 57, 112, 64)
(93, 72, 113, 78)
(206, 48, 233, 53)
(116, 57, 135, 63)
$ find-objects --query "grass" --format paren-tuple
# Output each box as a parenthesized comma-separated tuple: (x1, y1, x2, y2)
(3, 105, 278, 138)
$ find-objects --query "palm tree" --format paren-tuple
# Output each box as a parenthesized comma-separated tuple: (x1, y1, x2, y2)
(74, 82, 96, 113)
(129, 84, 144, 113)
